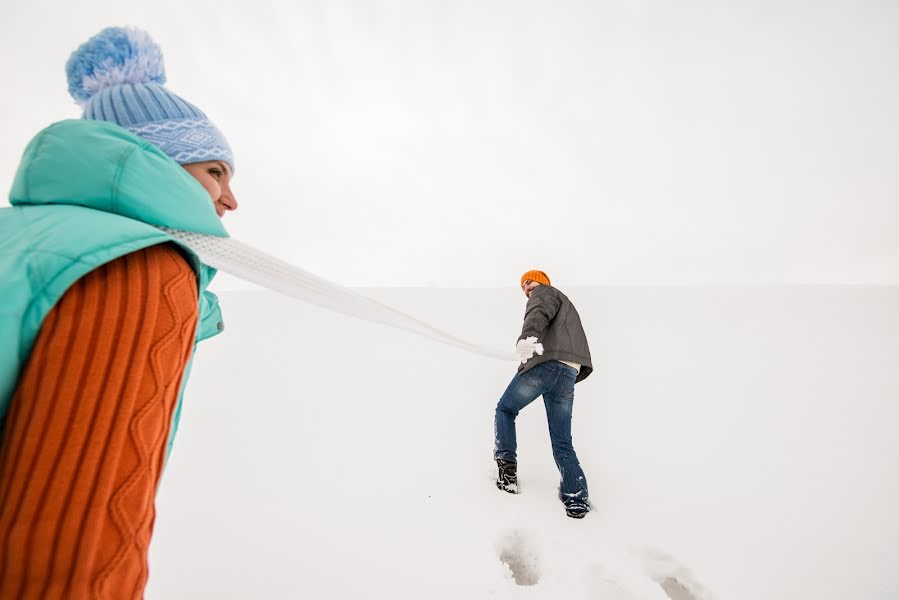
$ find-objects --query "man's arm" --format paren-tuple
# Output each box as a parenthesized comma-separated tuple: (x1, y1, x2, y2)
(519, 286, 562, 341)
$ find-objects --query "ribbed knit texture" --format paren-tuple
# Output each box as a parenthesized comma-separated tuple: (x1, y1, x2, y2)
(520, 270, 551, 286)
(83, 83, 202, 125)
(85, 83, 234, 170)
(0, 243, 198, 599)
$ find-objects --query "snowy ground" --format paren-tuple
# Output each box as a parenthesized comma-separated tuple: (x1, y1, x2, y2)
(147, 286, 899, 599)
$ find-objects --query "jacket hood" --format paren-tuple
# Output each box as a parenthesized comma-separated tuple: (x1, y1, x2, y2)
(9, 119, 228, 237)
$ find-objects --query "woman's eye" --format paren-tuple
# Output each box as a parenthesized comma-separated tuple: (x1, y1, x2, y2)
(208, 168, 223, 179)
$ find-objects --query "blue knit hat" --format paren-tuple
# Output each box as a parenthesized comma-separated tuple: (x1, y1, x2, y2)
(66, 27, 234, 172)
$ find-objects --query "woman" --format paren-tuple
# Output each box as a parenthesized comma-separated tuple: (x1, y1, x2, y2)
(0, 27, 237, 598)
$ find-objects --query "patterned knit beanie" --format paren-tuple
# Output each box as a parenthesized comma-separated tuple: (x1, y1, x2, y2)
(66, 27, 234, 172)
(520, 270, 551, 286)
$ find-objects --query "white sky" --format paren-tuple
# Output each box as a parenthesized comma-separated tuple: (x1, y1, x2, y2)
(2, 0, 898, 286)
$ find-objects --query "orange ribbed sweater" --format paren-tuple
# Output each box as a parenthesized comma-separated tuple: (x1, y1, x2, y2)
(0, 244, 199, 599)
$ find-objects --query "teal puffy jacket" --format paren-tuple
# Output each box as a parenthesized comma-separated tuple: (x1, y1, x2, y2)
(0, 119, 230, 457)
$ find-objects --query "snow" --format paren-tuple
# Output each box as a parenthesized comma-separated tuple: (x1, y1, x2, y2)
(147, 285, 899, 599)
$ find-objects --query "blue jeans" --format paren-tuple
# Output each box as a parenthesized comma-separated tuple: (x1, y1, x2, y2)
(494, 361, 589, 506)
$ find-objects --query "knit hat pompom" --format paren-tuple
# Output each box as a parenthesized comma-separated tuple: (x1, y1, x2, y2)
(66, 27, 166, 106)
(521, 270, 551, 287)
(65, 26, 234, 171)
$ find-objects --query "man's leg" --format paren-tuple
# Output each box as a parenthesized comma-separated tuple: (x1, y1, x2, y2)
(543, 365, 589, 516)
(494, 365, 549, 463)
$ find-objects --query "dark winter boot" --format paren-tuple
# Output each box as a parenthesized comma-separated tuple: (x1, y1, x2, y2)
(564, 503, 589, 519)
(559, 487, 590, 519)
(496, 459, 519, 494)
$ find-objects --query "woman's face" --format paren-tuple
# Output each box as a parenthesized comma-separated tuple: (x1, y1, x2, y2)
(182, 161, 238, 218)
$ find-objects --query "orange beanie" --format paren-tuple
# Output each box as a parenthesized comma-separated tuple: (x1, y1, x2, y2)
(521, 270, 551, 286)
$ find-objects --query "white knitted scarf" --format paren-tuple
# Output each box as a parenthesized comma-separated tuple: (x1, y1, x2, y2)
(162, 229, 515, 362)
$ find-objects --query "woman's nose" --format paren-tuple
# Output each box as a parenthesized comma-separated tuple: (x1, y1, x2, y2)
(220, 189, 238, 212)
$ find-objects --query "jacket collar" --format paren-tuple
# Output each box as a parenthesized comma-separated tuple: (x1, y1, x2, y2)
(9, 119, 228, 237)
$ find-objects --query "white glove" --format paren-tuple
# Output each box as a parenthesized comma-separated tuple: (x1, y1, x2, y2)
(516, 336, 544, 364)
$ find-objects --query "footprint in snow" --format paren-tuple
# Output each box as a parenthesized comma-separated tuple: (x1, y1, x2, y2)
(582, 546, 716, 600)
(640, 546, 717, 600)
(496, 529, 541, 586)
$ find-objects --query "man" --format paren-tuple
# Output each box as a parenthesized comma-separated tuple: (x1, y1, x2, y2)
(494, 270, 593, 518)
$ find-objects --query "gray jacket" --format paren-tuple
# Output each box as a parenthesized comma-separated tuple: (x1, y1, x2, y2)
(518, 285, 593, 383)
